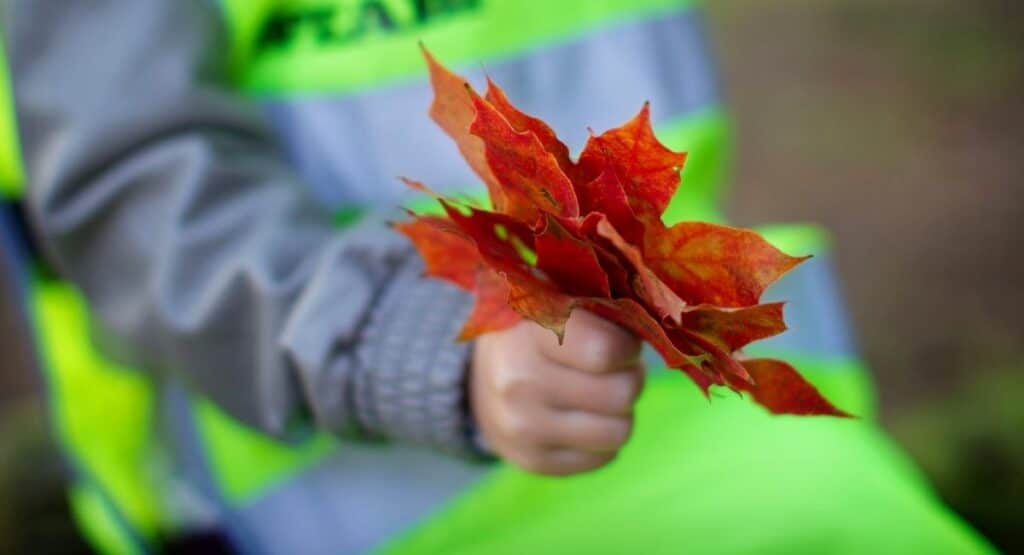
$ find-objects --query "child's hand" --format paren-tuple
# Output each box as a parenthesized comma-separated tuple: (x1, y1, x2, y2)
(470, 310, 645, 475)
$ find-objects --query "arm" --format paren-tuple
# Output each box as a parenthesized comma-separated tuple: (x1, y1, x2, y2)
(7, 0, 647, 474)
(5, 0, 477, 454)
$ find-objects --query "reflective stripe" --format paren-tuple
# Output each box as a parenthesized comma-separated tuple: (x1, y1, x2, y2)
(229, 0, 698, 94)
(0, 39, 24, 198)
(165, 385, 264, 555)
(169, 386, 491, 554)
(236, 440, 491, 554)
(262, 9, 720, 210)
(194, 397, 336, 505)
(750, 253, 858, 359)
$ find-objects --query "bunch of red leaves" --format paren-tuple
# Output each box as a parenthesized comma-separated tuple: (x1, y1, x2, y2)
(395, 47, 849, 417)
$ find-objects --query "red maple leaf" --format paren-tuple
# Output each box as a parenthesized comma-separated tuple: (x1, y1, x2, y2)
(396, 46, 850, 417)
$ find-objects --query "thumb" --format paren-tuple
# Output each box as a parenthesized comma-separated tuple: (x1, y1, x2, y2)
(535, 309, 642, 373)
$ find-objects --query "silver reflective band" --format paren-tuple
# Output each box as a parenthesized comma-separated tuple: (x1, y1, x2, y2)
(164, 384, 265, 554)
(262, 9, 720, 210)
(236, 444, 490, 554)
(754, 254, 858, 359)
(165, 383, 491, 555)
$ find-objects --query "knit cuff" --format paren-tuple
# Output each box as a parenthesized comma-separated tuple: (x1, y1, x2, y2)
(351, 257, 486, 459)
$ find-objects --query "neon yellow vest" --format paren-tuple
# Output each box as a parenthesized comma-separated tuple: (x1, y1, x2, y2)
(186, 0, 751, 523)
(0, 2, 826, 552)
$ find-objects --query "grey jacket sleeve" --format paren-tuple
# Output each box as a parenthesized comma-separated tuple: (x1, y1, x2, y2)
(5, 0, 482, 456)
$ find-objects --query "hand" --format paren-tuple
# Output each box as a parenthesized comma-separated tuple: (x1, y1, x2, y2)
(470, 310, 645, 476)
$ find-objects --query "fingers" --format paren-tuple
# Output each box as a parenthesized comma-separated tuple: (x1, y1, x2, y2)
(536, 409, 634, 453)
(533, 309, 642, 373)
(470, 315, 645, 477)
(486, 352, 643, 417)
(502, 408, 633, 475)
(509, 448, 617, 477)
(487, 387, 635, 451)
(542, 363, 645, 416)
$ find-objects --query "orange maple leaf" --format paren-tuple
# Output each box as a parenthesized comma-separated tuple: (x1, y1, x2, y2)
(395, 47, 850, 418)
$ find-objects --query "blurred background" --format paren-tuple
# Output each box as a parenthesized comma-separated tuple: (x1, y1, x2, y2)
(1, 0, 1021, 552)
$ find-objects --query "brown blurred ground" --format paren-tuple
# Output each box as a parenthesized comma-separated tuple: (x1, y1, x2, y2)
(1, 0, 1021, 552)
(711, 0, 1024, 549)
(716, 0, 1023, 403)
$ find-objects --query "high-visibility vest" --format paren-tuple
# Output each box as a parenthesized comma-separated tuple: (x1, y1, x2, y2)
(0, 2, 886, 553)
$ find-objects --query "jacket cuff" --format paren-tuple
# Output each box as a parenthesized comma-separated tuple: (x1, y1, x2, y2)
(351, 256, 486, 459)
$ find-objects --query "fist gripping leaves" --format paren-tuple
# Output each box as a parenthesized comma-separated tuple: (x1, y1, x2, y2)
(471, 311, 645, 475)
(395, 47, 850, 419)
